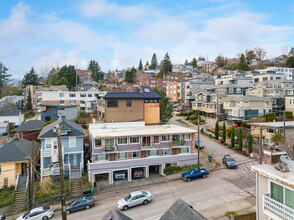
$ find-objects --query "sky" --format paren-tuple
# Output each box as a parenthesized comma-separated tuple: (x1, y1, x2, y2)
(1, 0, 294, 80)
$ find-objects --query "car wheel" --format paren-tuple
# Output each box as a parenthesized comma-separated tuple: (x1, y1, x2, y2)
(85, 204, 90, 209)
(66, 210, 71, 215)
(123, 205, 129, 211)
(143, 200, 149, 205)
(42, 216, 49, 220)
(202, 174, 206, 178)
(187, 178, 192, 182)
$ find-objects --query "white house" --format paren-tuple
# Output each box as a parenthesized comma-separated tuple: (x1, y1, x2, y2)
(0, 109, 24, 126)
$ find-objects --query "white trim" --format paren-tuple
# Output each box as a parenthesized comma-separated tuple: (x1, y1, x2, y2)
(129, 136, 140, 144)
(93, 138, 102, 149)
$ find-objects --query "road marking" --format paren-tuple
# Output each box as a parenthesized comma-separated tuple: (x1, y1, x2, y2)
(209, 183, 227, 189)
(151, 197, 174, 205)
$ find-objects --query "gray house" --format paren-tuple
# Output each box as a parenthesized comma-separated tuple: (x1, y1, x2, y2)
(40, 104, 78, 122)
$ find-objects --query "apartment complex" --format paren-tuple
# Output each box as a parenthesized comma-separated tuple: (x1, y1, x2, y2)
(77, 69, 93, 83)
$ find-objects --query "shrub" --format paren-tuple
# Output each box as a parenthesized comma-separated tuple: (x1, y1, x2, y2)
(80, 112, 90, 118)
(189, 115, 197, 121)
(242, 149, 248, 155)
(208, 134, 213, 138)
(41, 120, 55, 129)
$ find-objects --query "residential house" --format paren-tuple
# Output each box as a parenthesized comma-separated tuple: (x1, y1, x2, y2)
(98, 86, 161, 124)
(77, 69, 93, 83)
(87, 122, 197, 187)
(214, 73, 253, 87)
(40, 104, 78, 122)
(0, 138, 40, 188)
(38, 119, 86, 181)
(259, 67, 294, 81)
(12, 120, 45, 142)
(0, 109, 24, 126)
(251, 163, 294, 220)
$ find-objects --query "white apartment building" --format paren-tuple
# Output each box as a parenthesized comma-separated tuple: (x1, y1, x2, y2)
(265, 67, 294, 81)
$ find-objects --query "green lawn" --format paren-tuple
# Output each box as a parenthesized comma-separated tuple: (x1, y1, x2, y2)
(0, 187, 14, 208)
(164, 164, 203, 175)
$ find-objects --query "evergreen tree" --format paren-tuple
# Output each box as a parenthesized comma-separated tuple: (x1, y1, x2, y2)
(26, 90, 32, 110)
(231, 127, 235, 148)
(289, 47, 294, 56)
(88, 60, 104, 81)
(125, 67, 136, 84)
(22, 67, 39, 87)
(215, 121, 219, 140)
(150, 53, 158, 69)
(56, 77, 69, 85)
(222, 122, 226, 143)
(153, 88, 173, 123)
(58, 65, 77, 89)
(0, 63, 11, 87)
(49, 73, 60, 85)
(185, 59, 189, 65)
(146, 61, 149, 66)
(191, 58, 197, 68)
(138, 59, 143, 71)
(238, 128, 243, 151)
(248, 134, 253, 154)
(163, 53, 172, 73)
(237, 54, 250, 71)
(285, 56, 294, 68)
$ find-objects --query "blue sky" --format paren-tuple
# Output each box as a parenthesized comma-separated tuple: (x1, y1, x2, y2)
(1, 0, 294, 80)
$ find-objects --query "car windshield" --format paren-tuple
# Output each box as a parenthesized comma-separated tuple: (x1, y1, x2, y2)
(226, 158, 235, 161)
(43, 207, 50, 211)
(67, 200, 75, 206)
(23, 211, 31, 218)
(125, 194, 132, 201)
(141, 191, 147, 195)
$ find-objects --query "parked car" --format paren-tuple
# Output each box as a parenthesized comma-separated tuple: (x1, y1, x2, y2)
(66, 197, 95, 215)
(181, 168, 209, 182)
(0, 215, 5, 220)
(17, 207, 53, 220)
(222, 155, 238, 168)
(195, 138, 204, 149)
(116, 191, 153, 211)
(114, 172, 126, 180)
(133, 169, 144, 179)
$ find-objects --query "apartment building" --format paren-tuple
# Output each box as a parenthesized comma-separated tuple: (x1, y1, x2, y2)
(87, 122, 197, 187)
(251, 163, 294, 220)
(253, 72, 286, 83)
(77, 69, 93, 83)
(214, 74, 253, 87)
(166, 81, 184, 102)
(259, 67, 294, 80)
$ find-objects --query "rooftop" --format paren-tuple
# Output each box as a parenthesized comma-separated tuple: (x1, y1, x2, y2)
(104, 86, 161, 99)
(0, 109, 21, 116)
(249, 121, 294, 128)
(12, 120, 45, 131)
(40, 104, 78, 108)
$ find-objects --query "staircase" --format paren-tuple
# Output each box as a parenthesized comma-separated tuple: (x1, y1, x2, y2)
(70, 178, 83, 198)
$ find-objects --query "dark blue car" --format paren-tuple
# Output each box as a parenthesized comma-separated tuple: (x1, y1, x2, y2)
(66, 197, 95, 215)
(181, 168, 209, 182)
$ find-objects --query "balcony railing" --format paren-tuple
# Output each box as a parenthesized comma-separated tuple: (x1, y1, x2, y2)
(171, 140, 185, 146)
(102, 145, 116, 152)
(263, 193, 294, 220)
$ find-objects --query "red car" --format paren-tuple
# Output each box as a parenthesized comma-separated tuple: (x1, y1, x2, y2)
(133, 170, 144, 179)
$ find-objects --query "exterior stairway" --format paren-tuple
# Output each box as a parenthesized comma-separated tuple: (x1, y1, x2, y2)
(70, 178, 83, 198)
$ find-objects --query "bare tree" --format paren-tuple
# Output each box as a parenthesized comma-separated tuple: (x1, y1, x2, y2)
(215, 54, 228, 67)
(1, 97, 18, 110)
(254, 47, 267, 61)
(245, 49, 256, 64)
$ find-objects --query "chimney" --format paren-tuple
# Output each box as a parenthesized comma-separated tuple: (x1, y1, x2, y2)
(15, 132, 21, 139)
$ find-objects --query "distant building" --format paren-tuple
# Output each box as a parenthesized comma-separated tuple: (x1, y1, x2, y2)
(40, 104, 78, 122)
(77, 69, 93, 83)
(12, 120, 45, 142)
(0, 109, 24, 126)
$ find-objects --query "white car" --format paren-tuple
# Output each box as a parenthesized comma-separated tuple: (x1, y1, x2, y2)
(116, 191, 153, 211)
(17, 207, 54, 220)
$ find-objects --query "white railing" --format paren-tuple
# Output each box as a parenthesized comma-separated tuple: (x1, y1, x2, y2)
(263, 193, 294, 220)
(69, 163, 83, 179)
(14, 173, 19, 191)
(25, 175, 29, 190)
(42, 149, 52, 157)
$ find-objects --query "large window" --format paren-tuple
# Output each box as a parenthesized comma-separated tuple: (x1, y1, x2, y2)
(80, 93, 86, 97)
(286, 188, 294, 209)
(172, 135, 180, 142)
(130, 151, 139, 158)
(118, 137, 127, 145)
(118, 152, 128, 160)
(45, 138, 52, 149)
(126, 100, 132, 107)
(94, 139, 101, 148)
(105, 139, 114, 150)
(271, 182, 283, 203)
(142, 137, 151, 147)
(148, 150, 159, 157)
(130, 137, 140, 144)
(69, 137, 76, 148)
(59, 93, 64, 97)
(161, 149, 170, 156)
(162, 135, 170, 142)
(107, 100, 118, 108)
(69, 93, 76, 97)
(95, 154, 108, 161)
(180, 147, 189, 154)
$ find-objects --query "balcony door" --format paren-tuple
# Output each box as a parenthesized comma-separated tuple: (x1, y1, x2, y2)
(21, 163, 28, 175)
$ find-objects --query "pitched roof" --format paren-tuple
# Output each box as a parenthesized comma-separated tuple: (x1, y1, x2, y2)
(0, 109, 21, 116)
(38, 119, 86, 139)
(104, 86, 161, 99)
(12, 120, 45, 132)
(0, 138, 40, 162)
(40, 104, 78, 108)
(102, 210, 133, 220)
(159, 199, 207, 220)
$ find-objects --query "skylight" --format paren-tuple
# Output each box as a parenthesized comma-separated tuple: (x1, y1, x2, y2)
(144, 88, 150, 93)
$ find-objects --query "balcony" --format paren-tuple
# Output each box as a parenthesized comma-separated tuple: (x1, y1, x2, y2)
(171, 140, 185, 147)
(102, 145, 116, 152)
(263, 193, 294, 220)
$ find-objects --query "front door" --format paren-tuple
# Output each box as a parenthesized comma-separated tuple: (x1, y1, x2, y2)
(21, 163, 28, 175)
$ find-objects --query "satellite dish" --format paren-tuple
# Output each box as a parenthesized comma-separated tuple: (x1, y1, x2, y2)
(280, 155, 293, 167)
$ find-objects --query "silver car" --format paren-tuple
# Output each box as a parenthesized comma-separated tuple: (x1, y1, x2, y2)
(116, 191, 153, 211)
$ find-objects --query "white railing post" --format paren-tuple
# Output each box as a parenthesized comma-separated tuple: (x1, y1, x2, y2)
(15, 173, 19, 191)
(25, 175, 29, 190)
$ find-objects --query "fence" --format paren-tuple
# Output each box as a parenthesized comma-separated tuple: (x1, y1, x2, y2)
(234, 212, 256, 220)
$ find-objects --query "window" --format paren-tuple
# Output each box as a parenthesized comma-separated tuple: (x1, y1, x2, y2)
(142, 137, 151, 147)
(286, 84, 290, 88)
(148, 150, 159, 157)
(69, 137, 76, 148)
(244, 101, 249, 106)
(105, 139, 114, 150)
(162, 135, 170, 142)
(126, 100, 132, 107)
(107, 100, 118, 108)
(236, 88, 241, 93)
(286, 188, 294, 209)
(154, 99, 158, 103)
(118, 152, 127, 160)
(45, 138, 52, 149)
(80, 100, 85, 104)
(70, 100, 76, 105)
(95, 139, 101, 148)
(80, 93, 86, 97)
(118, 138, 127, 145)
(153, 136, 159, 144)
(69, 93, 76, 97)
(95, 154, 108, 161)
(271, 182, 283, 204)
(180, 147, 189, 154)
(59, 93, 64, 97)
(59, 100, 64, 104)
(172, 135, 180, 142)
(88, 93, 92, 97)
(130, 137, 139, 144)
(229, 88, 234, 93)
(161, 149, 170, 156)
(183, 134, 190, 140)
(265, 101, 270, 107)
(130, 151, 139, 158)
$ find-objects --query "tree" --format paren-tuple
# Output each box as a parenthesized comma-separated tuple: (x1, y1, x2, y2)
(162, 53, 172, 73)
(125, 67, 136, 84)
(237, 54, 250, 71)
(138, 59, 143, 71)
(88, 60, 104, 82)
(215, 121, 219, 140)
(185, 59, 189, 65)
(270, 132, 283, 146)
(0, 63, 11, 87)
(215, 55, 228, 67)
(248, 134, 253, 154)
(153, 88, 173, 123)
(231, 127, 235, 148)
(146, 61, 149, 66)
(191, 58, 197, 68)
(245, 49, 256, 64)
(49, 73, 60, 85)
(198, 56, 205, 61)
(26, 90, 32, 110)
(254, 47, 267, 61)
(222, 122, 226, 143)
(58, 65, 77, 89)
(56, 77, 69, 85)
(289, 47, 294, 56)
(1, 97, 18, 110)
(155, 67, 164, 79)
(285, 56, 294, 68)
(150, 53, 158, 69)
(238, 128, 243, 151)
(22, 67, 39, 87)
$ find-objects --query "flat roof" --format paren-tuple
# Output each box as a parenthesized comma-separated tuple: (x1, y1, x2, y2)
(251, 164, 294, 188)
(89, 124, 196, 138)
(249, 121, 294, 128)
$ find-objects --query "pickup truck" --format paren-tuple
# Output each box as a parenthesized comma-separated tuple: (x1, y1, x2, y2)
(181, 168, 209, 182)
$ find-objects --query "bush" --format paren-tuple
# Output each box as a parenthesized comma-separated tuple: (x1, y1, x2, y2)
(80, 112, 90, 118)
(189, 115, 197, 121)
(242, 149, 248, 155)
(41, 120, 55, 129)
(208, 134, 213, 138)
(228, 145, 233, 148)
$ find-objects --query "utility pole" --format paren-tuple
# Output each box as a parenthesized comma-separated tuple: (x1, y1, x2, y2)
(28, 155, 32, 209)
(56, 126, 67, 220)
(31, 141, 35, 208)
(216, 89, 219, 121)
(259, 126, 263, 164)
(283, 111, 286, 147)
(197, 113, 200, 169)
